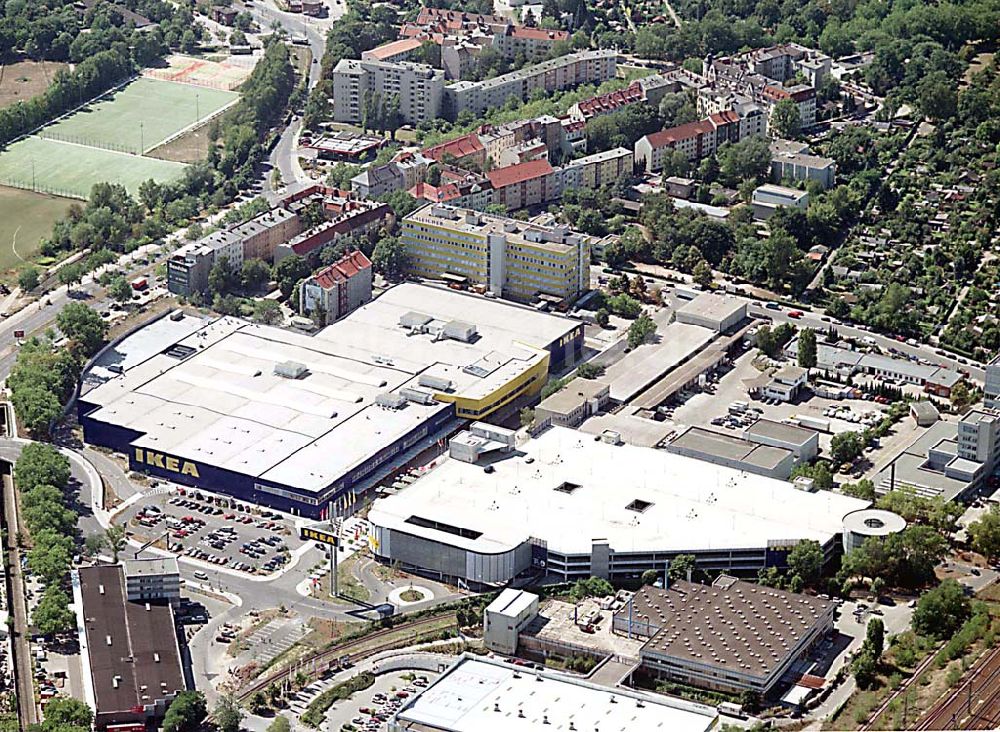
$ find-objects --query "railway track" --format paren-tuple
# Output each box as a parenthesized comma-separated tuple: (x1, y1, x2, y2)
(916, 644, 1000, 730)
(860, 646, 941, 731)
(237, 614, 456, 701)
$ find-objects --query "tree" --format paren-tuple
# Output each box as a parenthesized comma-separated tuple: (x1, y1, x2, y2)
(739, 689, 761, 713)
(717, 136, 771, 187)
(252, 299, 282, 325)
(641, 569, 659, 586)
(627, 313, 656, 349)
(870, 576, 886, 599)
(18, 266, 40, 291)
(865, 617, 885, 658)
(42, 699, 93, 728)
(33, 586, 75, 636)
(208, 256, 240, 296)
(56, 302, 107, 358)
(787, 539, 823, 585)
(107, 276, 132, 303)
(58, 263, 84, 291)
(771, 98, 802, 138)
(798, 327, 817, 369)
(371, 236, 408, 279)
(266, 717, 290, 732)
(106, 525, 126, 562)
(851, 648, 878, 689)
(830, 431, 864, 465)
(595, 308, 610, 328)
(913, 580, 970, 639)
(842, 479, 876, 501)
(576, 362, 605, 379)
(273, 255, 310, 300)
(162, 691, 207, 732)
(13, 385, 62, 436)
(213, 694, 242, 732)
(241, 259, 272, 292)
(519, 407, 535, 428)
(16, 443, 70, 492)
(668, 554, 696, 581)
(693, 260, 713, 288)
(969, 506, 1000, 563)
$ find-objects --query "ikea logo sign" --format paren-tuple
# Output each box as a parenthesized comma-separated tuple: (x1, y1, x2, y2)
(134, 448, 201, 478)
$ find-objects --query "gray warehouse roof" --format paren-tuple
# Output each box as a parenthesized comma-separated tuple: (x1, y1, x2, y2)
(744, 418, 817, 446)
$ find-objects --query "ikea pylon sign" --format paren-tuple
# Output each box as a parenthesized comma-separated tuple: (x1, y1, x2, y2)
(133, 448, 201, 478)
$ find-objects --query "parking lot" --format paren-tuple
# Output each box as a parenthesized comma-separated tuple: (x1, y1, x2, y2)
(124, 488, 302, 576)
(317, 670, 435, 732)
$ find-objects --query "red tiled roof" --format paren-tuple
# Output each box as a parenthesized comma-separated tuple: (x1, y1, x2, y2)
(644, 119, 714, 147)
(409, 182, 462, 202)
(423, 133, 484, 162)
(313, 250, 372, 289)
(362, 38, 423, 60)
(577, 81, 643, 118)
(486, 159, 554, 189)
(509, 26, 568, 41)
(708, 109, 740, 126)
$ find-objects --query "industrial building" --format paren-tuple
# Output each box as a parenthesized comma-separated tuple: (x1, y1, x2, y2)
(387, 654, 719, 732)
(615, 578, 835, 697)
(367, 425, 870, 585)
(675, 292, 749, 332)
(535, 379, 610, 428)
(78, 286, 582, 519)
(483, 588, 539, 654)
(751, 184, 809, 220)
(665, 426, 798, 480)
(743, 419, 819, 462)
(75, 564, 186, 730)
(400, 204, 591, 304)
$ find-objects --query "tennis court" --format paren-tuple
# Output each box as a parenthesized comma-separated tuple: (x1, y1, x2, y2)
(38, 76, 238, 154)
(0, 137, 187, 199)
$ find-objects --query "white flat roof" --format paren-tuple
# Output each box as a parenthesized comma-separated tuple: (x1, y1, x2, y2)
(82, 284, 579, 494)
(393, 655, 718, 732)
(485, 588, 537, 618)
(369, 426, 870, 556)
(600, 322, 714, 402)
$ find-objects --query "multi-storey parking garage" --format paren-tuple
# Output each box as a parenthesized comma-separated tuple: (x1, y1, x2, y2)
(77, 284, 582, 518)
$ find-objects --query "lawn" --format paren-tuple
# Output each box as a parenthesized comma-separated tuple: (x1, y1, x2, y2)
(38, 77, 238, 154)
(0, 186, 75, 277)
(0, 60, 68, 110)
(0, 136, 187, 199)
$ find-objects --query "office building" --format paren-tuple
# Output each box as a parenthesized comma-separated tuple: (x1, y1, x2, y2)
(331, 58, 445, 125)
(122, 558, 181, 605)
(400, 204, 591, 304)
(842, 508, 906, 554)
(984, 356, 1000, 409)
(367, 425, 870, 585)
(76, 565, 186, 730)
(535, 380, 610, 428)
(78, 285, 582, 519)
(299, 250, 373, 325)
(615, 578, 835, 697)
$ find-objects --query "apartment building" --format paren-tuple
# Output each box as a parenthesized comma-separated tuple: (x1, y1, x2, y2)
(274, 200, 393, 262)
(986, 357, 1000, 410)
(957, 410, 1000, 478)
(770, 145, 836, 189)
(331, 58, 444, 125)
(361, 38, 424, 64)
(299, 250, 373, 324)
(166, 207, 301, 296)
(444, 49, 617, 120)
(400, 203, 591, 303)
(560, 147, 632, 190)
(351, 151, 432, 199)
(634, 120, 715, 171)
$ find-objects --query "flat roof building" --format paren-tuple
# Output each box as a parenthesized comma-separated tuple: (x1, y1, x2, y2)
(675, 292, 749, 332)
(615, 578, 835, 697)
(367, 425, 869, 585)
(388, 654, 719, 732)
(744, 418, 819, 462)
(76, 565, 186, 729)
(122, 557, 181, 604)
(752, 184, 809, 220)
(79, 285, 582, 518)
(483, 589, 539, 655)
(842, 508, 906, 554)
(535, 379, 610, 428)
(986, 355, 1000, 410)
(667, 426, 796, 479)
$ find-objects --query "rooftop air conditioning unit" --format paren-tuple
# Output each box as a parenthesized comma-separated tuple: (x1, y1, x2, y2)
(274, 361, 308, 379)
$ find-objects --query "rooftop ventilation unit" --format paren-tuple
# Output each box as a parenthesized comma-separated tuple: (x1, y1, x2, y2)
(463, 364, 490, 378)
(375, 392, 407, 409)
(274, 361, 308, 379)
(400, 388, 437, 406)
(399, 311, 433, 329)
(444, 320, 477, 343)
(418, 374, 453, 391)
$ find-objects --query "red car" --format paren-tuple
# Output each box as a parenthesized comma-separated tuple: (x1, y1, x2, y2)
(788, 310, 804, 319)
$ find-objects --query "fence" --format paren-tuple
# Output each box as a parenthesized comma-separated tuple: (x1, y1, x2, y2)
(143, 67, 242, 91)
(0, 176, 86, 200)
(36, 130, 142, 156)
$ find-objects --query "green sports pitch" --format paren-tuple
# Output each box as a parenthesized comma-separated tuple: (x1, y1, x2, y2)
(0, 136, 187, 199)
(38, 77, 239, 154)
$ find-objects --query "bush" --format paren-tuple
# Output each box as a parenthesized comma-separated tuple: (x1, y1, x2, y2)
(301, 673, 375, 727)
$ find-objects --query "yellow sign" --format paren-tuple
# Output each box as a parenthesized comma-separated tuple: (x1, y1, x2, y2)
(301, 526, 340, 547)
(134, 448, 201, 478)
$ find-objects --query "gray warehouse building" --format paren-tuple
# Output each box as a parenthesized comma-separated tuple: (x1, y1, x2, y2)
(675, 292, 749, 332)
(666, 426, 797, 479)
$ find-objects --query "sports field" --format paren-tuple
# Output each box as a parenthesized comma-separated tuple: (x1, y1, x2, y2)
(0, 136, 187, 199)
(0, 186, 75, 277)
(38, 77, 238, 154)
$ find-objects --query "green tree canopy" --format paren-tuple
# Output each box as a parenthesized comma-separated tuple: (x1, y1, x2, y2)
(162, 691, 207, 732)
(56, 302, 107, 358)
(913, 580, 970, 639)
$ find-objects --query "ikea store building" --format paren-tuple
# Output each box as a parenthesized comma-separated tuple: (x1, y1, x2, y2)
(77, 284, 582, 518)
